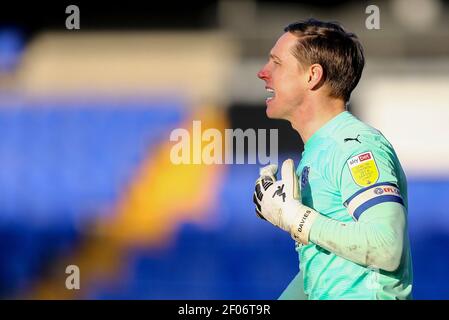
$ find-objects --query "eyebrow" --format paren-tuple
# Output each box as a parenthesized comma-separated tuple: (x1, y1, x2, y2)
(270, 53, 282, 62)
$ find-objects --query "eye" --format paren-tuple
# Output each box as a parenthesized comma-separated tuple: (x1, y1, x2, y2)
(273, 60, 281, 66)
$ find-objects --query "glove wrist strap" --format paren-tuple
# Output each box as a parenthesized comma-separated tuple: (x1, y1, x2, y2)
(290, 208, 318, 245)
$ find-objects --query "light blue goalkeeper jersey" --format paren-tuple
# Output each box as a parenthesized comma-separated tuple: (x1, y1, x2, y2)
(294, 111, 413, 300)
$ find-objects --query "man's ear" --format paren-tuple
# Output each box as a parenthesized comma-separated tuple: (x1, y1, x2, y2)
(307, 64, 325, 90)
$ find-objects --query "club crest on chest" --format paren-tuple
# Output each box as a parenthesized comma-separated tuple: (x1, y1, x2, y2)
(301, 166, 310, 190)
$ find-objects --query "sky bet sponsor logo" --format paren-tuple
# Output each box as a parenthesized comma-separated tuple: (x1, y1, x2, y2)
(358, 153, 372, 162)
(348, 152, 371, 166)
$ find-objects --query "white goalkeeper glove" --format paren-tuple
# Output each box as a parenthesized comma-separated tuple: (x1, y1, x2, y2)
(253, 159, 319, 244)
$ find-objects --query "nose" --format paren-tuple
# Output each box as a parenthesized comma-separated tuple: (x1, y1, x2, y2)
(257, 65, 269, 80)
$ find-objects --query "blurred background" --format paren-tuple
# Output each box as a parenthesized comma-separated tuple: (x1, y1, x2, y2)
(0, 0, 448, 299)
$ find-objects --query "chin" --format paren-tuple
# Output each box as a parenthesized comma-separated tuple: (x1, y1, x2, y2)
(265, 101, 282, 119)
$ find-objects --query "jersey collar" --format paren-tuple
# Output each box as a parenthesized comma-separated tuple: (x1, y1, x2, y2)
(304, 110, 353, 151)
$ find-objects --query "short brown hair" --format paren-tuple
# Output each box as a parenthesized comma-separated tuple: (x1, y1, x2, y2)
(284, 18, 365, 102)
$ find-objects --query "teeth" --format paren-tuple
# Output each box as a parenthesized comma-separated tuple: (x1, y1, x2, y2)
(266, 88, 275, 100)
(266, 88, 274, 93)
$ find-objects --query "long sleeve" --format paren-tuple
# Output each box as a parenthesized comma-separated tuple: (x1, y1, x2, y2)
(309, 201, 405, 272)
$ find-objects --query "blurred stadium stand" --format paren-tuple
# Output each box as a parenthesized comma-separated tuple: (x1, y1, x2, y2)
(0, 0, 449, 299)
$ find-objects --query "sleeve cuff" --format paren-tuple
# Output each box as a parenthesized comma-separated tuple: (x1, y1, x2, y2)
(308, 213, 327, 245)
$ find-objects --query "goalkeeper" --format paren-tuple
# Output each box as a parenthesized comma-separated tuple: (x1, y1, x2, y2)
(253, 19, 413, 300)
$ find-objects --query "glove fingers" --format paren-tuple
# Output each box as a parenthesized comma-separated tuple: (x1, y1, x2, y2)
(255, 209, 267, 221)
(253, 164, 278, 222)
(253, 192, 267, 220)
(255, 183, 263, 202)
(259, 164, 278, 180)
(253, 189, 262, 207)
(280, 159, 299, 200)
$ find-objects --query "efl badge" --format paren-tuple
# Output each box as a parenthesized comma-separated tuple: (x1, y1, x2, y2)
(347, 152, 379, 187)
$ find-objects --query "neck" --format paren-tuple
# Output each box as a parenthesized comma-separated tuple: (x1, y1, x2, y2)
(289, 97, 346, 144)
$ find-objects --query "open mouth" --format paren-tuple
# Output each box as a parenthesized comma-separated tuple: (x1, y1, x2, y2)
(266, 88, 275, 102)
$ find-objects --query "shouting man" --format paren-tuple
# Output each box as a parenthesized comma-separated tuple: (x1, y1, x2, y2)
(253, 19, 413, 300)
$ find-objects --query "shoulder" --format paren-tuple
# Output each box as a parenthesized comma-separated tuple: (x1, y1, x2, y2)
(326, 114, 401, 190)
(331, 115, 394, 166)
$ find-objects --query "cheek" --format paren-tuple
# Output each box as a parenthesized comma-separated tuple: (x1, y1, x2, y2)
(287, 69, 306, 88)
(279, 78, 305, 101)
